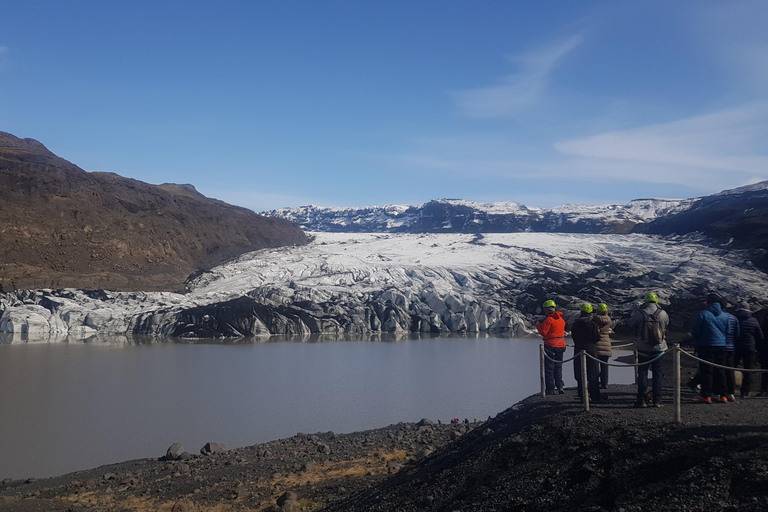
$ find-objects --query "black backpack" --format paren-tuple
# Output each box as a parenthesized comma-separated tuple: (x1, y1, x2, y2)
(639, 309, 664, 344)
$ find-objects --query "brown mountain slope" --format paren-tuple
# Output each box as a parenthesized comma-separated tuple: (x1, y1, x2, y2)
(0, 131, 309, 291)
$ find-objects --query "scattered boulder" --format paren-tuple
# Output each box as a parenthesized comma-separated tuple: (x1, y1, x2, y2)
(165, 443, 187, 461)
(277, 491, 297, 506)
(277, 491, 301, 512)
(171, 498, 195, 512)
(417, 418, 434, 426)
(200, 442, 226, 455)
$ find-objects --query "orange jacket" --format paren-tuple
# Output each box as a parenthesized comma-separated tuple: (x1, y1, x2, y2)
(537, 311, 566, 348)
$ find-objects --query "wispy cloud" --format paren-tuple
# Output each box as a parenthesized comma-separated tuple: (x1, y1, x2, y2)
(383, 102, 768, 200)
(452, 35, 583, 118)
(554, 102, 768, 188)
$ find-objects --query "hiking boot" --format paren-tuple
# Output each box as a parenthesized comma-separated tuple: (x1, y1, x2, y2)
(652, 402, 664, 408)
(727, 394, 736, 402)
(718, 395, 728, 403)
(557, 388, 565, 395)
(633, 397, 647, 408)
(693, 396, 712, 404)
(546, 389, 555, 395)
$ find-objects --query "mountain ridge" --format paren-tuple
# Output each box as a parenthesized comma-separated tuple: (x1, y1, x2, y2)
(0, 131, 309, 292)
(262, 196, 696, 234)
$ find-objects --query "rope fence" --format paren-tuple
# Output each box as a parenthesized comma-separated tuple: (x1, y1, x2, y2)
(540, 343, 768, 423)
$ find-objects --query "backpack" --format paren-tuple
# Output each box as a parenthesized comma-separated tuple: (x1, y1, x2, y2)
(639, 309, 664, 344)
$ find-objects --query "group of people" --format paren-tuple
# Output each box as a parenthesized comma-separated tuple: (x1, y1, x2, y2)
(537, 292, 766, 407)
(537, 299, 613, 401)
(689, 293, 766, 403)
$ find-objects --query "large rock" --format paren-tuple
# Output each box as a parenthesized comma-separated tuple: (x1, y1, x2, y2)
(200, 442, 226, 455)
(165, 443, 187, 461)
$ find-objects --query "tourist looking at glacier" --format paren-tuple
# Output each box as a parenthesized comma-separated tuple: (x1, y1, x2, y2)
(537, 300, 566, 395)
(628, 293, 669, 408)
(593, 303, 613, 390)
(571, 303, 603, 402)
(692, 294, 730, 403)
(734, 308, 764, 398)
(720, 298, 741, 402)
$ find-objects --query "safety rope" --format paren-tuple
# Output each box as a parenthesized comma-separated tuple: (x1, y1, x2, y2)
(680, 350, 768, 373)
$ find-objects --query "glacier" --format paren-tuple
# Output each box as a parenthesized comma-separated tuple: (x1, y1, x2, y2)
(2, 232, 767, 342)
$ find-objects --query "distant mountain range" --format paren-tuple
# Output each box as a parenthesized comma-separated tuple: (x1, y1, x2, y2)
(0, 132, 308, 292)
(263, 198, 694, 234)
(264, 183, 768, 269)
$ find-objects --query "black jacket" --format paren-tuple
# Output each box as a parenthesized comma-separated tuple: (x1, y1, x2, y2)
(571, 313, 600, 350)
(736, 309, 765, 353)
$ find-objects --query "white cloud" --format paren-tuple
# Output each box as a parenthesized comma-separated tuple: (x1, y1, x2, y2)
(452, 35, 583, 118)
(553, 102, 768, 188)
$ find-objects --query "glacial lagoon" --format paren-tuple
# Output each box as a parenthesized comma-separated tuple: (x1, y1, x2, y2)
(0, 335, 635, 480)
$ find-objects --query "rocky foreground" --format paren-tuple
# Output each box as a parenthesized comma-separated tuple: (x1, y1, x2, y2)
(3, 378, 768, 512)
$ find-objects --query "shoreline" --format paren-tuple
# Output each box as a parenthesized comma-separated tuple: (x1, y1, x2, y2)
(4, 376, 768, 511)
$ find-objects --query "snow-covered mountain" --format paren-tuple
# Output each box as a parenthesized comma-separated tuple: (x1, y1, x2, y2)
(3, 232, 767, 342)
(263, 198, 694, 234)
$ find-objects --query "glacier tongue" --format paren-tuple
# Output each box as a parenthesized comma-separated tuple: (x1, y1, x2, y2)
(2, 232, 767, 341)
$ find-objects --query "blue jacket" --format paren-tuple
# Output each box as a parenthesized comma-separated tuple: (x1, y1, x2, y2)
(723, 311, 740, 351)
(692, 303, 729, 347)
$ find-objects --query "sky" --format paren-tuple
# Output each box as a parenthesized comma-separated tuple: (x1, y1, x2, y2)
(1, 0, 767, 211)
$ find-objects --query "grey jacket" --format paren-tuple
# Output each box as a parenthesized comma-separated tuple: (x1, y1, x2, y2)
(628, 302, 669, 353)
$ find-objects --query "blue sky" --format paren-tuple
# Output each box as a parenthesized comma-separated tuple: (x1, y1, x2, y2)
(1, 1, 767, 211)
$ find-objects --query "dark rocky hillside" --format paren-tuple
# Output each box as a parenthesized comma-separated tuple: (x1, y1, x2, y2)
(637, 183, 768, 270)
(0, 132, 309, 291)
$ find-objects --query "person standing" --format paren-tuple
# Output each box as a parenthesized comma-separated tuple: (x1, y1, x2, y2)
(571, 303, 602, 401)
(628, 293, 669, 408)
(692, 293, 730, 403)
(593, 303, 612, 390)
(735, 308, 764, 398)
(720, 298, 740, 401)
(537, 299, 566, 395)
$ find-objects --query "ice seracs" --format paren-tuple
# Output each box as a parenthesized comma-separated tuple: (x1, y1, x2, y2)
(2, 232, 767, 341)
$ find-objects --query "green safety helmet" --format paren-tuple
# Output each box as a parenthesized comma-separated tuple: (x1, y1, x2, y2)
(645, 292, 659, 303)
(596, 302, 608, 313)
(581, 303, 593, 313)
(542, 299, 556, 309)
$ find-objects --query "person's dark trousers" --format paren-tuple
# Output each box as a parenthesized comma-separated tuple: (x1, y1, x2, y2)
(574, 345, 600, 399)
(699, 346, 727, 397)
(712, 347, 727, 396)
(734, 350, 755, 396)
(598, 355, 610, 388)
(544, 345, 565, 392)
(637, 350, 664, 403)
(725, 350, 736, 396)
(761, 355, 768, 394)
